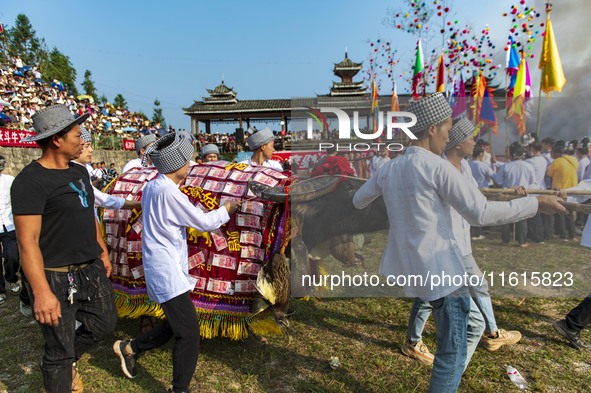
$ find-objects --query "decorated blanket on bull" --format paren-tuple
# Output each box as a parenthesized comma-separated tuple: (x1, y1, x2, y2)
(102, 161, 292, 340)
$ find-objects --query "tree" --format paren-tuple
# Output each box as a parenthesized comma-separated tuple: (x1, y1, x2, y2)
(152, 98, 166, 128)
(41, 47, 78, 96)
(81, 69, 98, 102)
(98, 94, 109, 106)
(6, 14, 45, 66)
(113, 94, 128, 110)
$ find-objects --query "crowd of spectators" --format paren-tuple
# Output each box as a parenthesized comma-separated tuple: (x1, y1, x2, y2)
(0, 57, 291, 155)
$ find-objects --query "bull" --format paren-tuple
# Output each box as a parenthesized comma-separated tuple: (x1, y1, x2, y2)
(248, 175, 389, 321)
(104, 164, 387, 340)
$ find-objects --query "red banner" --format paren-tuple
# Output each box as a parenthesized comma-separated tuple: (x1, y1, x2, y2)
(272, 150, 326, 170)
(123, 139, 135, 151)
(0, 128, 38, 147)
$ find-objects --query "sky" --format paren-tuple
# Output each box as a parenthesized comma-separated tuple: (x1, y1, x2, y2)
(2, 0, 590, 145)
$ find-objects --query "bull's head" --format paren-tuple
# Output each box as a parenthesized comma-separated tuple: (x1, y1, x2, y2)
(247, 175, 341, 204)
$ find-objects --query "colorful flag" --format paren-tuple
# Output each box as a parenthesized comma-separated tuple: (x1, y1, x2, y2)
(371, 79, 379, 132)
(451, 76, 467, 118)
(508, 57, 528, 135)
(436, 53, 445, 93)
(506, 36, 520, 77)
(479, 87, 498, 134)
(411, 40, 424, 99)
(539, 14, 566, 95)
(390, 82, 399, 112)
(0, 24, 3, 34)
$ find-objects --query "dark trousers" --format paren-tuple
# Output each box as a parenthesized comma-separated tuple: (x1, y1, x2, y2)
(555, 212, 576, 239)
(527, 213, 544, 243)
(542, 213, 555, 241)
(131, 291, 200, 392)
(501, 220, 528, 244)
(0, 230, 20, 294)
(32, 260, 117, 393)
(565, 295, 591, 332)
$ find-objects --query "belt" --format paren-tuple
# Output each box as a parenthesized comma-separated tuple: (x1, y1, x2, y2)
(44, 262, 92, 273)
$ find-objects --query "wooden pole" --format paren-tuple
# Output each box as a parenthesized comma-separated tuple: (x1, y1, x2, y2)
(481, 187, 591, 196)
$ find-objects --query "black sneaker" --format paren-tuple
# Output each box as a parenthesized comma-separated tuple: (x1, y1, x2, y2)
(113, 340, 138, 378)
(553, 319, 591, 349)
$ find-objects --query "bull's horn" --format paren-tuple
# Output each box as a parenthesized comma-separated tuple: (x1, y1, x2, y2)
(248, 176, 339, 203)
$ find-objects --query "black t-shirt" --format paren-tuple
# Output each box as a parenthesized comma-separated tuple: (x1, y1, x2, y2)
(11, 161, 102, 268)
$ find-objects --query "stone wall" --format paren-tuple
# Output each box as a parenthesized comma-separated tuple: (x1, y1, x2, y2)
(0, 147, 137, 177)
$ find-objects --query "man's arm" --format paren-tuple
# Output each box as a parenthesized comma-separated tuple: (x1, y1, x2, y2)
(95, 218, 111, 277)
(14, 215, 61, 326)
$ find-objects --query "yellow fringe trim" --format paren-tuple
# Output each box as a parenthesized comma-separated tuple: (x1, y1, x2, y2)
(114, 291, 282, 341)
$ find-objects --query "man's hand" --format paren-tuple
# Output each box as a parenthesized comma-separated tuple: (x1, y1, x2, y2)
(224, 200, 241, 214)
(513, 186, 527, 196)
(536, 195, 569, 215)
(100, 252, 112, 277)
(34, 289, 61, 326)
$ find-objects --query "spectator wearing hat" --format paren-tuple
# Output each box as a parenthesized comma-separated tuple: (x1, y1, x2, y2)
(353, 93, 567, 392)
(240, 127, 283, 171)
(0, 154, 23, 305)
(494, 142, 537, 247)
(11, 105, 117, 393)
(122, 134, 157, 173)
(402, 117, 522, 367)
(113, 132, 240, 393)
(201, 143, 220, 163)
(73, 127, 141, 215)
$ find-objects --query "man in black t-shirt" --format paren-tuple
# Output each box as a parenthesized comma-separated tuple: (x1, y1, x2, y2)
(11, 105, 117, 393)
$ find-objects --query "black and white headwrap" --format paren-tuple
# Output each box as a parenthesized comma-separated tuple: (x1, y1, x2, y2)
(246, 127, 275, 150)
(0, 157, 5, 171)
(135, 134, 157, 154)
(445, 117, 474, 151)
(142, 132, 194, 174)
(407, 93, 452, 136)
(80, 125, 92, 143)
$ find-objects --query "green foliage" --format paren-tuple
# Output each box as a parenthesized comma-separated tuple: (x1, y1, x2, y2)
(98, 94, 109, 105)
(113, 94, 128, 110)
(152, 98, 166, 128)
(5, 14, 46, 66)
(40, 47, 78, 96)
(82, 69, 98, 102)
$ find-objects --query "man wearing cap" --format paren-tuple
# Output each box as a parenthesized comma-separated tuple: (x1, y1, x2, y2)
(401, 117, 522, 367)
(201, 143, 220, 163)
(73, 126, 141, 214)
(11, 105, 117, 393)
(239, 127, 283, 171)
(353, 93, 567, 392)
(122, 134, 157, 173)
(112, 132, 240, 393)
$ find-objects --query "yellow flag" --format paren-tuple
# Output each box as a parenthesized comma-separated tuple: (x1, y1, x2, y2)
(539, 16, 566, 95)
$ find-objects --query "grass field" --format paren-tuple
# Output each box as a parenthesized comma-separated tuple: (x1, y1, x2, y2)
(1, 229, 591, 392)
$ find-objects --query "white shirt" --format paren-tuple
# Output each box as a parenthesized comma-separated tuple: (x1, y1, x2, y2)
(565, 180, 591, 247)
(446, 158, 477, 257)
(142, 174, 230, 303)
(240, 158, 284, 172)
(578, 156, 590, 182)
(525, 155, 549, 190)
(122, 157, 143, 174)
(494, 160, 536, 188)
(0, 173, 15, 232)
(353, 146, 538, 301)
(370, 155, 390, 176)
(469, 160, 496, 188)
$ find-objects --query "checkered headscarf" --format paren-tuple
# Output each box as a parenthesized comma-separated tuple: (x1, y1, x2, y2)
(445, 117, 474, 151)
(143, 132, 194, 174)
(135, 134, 157, 154)
(407, 93, 452, 136)
(201, 143, 220, 158)
(80, 126, 92, 143)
